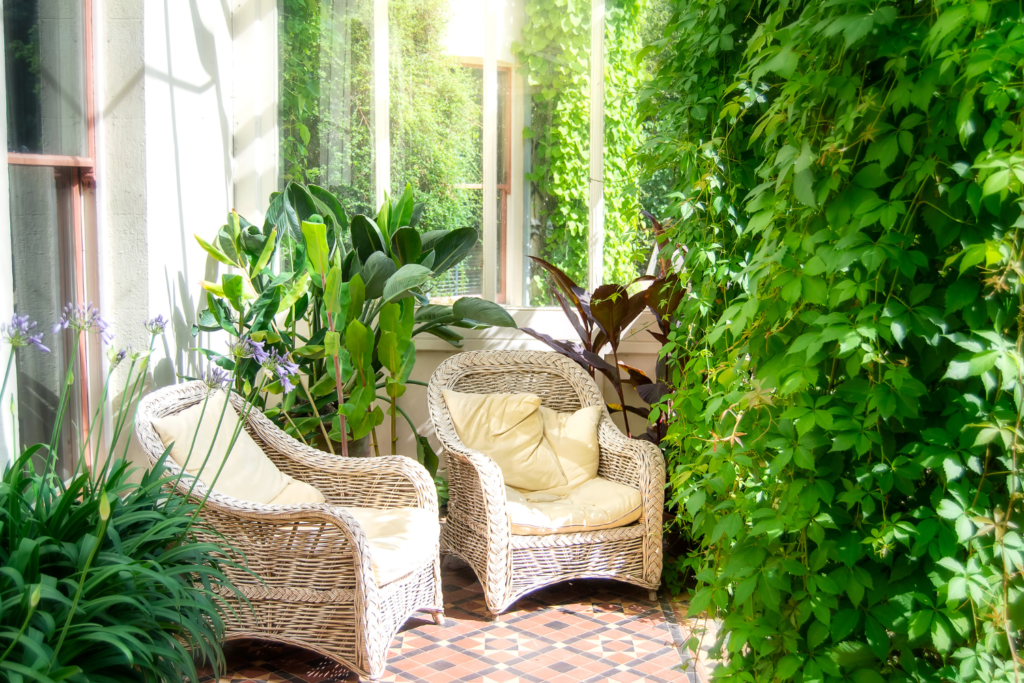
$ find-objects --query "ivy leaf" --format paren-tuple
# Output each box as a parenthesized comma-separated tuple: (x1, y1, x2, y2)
(794, 169, 817, 207)
(831, 609, 860, 641)
(945, 279, 980, 315)
(864, 616, 889, 659)
(931, 614, 952, 652)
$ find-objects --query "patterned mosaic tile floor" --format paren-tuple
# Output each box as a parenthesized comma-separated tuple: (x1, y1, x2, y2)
(198, 556, 699, 682)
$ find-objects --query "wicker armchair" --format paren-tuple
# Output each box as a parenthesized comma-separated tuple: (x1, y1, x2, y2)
(135, 382, 443, 681)
(427, 350, 665, 615)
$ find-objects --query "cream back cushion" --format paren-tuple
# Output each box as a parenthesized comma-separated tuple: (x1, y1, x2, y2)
(533, 405, 602, 497)
(442, 390, 567, 491)
(153, 390, 325, 505)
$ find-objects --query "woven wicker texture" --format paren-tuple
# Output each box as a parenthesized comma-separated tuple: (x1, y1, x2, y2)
(427, 350, 665, 615)
(135, 382, 444, 681)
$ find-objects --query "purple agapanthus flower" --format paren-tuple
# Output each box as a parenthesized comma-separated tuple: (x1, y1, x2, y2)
(261, 349, 300, 393)
(107, 346, 129, 368)
(202, 366, 231, 390)
(144, 314, 169, 335)
(228, 337, 268, 363)
(1, 314, 49, 352)
(53, 303, 113, 344)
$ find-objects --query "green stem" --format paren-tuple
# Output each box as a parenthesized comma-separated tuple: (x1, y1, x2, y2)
(391, 392, 397, 455)
(48, 333, 81, 476)
(49, 498, 110, 671)
(0, 587, 38, 664)
(376, 394, 419, 438)
(185, 378, 268, 531)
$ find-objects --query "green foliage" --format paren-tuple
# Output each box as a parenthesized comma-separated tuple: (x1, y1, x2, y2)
(280, 0, 481, 231)
(0, 449, 237, 683)
(642, 0, 1024, 680)
(195, 183, 516, 463)
(514, 0, 656, 301)
(280, 0, 323, 185)
(0, 322, 240, 683)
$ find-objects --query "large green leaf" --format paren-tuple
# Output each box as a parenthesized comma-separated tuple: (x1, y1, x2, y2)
(361, 252, 397, 300)
(324, 266, 350, 317)
(452, 297, 517, 328)
(430, 228, 479, 276)
(221, 274, 245, 312)
(265, 185, 300, 241)
(287, 182, 319, 225)
(420, 230, 448, 253)
(391, 227, 422, 266)
(251, 228, 277, 276)
(195, 234, 235, 267)
(414, 304, 455, 325)
(347, 273, 366, 325)
(301, 220, 330, 278)
(248, 284, 281, 333)
(276, 271, 310, 314)
(383, 264, 433, 302)
(350, 214, 387, 262)
(392, 182, 415, 232)
(308, 185, 349, 235)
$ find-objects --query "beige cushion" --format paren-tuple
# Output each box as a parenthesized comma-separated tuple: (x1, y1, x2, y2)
(442, 390, 567, 491)
(505, 477, 642, 535)
(152, 390, 324, 505)
(268, 478, 327, 506)
(345, 507, 439, 585)
(531, 405, 602, 497)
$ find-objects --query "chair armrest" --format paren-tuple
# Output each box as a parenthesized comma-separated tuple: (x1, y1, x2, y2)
(195, 495, 384, 594)
(239, 397, 436, 515)
(440, 440, 511, 539)
(596, 412, 666, 496)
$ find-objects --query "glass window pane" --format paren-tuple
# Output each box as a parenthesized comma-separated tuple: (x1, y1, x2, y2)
(389, 3, 481, 226)
(389, 2, 484, 299)
(8, 165, 82, 477)
(517, 1, 592, 305)
(281, 0, 377, 213)
(3, 0, 88, 156)
(602, 0, 662, 285)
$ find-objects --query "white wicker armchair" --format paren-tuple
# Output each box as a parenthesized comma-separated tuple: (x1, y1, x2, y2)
(427, 350, 665, 615)
(135, 382, 444, 681)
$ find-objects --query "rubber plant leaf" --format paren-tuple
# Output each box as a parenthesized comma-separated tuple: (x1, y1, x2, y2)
(383, 264, 433, 303)
(350, 214, 386, 262)
(390, 227, 423, 267)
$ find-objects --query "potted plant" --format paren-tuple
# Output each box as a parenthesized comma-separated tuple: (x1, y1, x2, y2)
(193, 182, 517, 471)
(0, 309, 243, 682)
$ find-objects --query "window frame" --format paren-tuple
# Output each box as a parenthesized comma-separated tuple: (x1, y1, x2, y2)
(4, 0, 99, 472)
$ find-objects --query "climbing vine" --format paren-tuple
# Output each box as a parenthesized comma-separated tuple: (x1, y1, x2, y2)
(514, 0, 657, 302)
(642, 0, 1024, 680)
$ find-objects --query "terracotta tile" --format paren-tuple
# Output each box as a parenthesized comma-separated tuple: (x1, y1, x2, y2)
(197, 563, 694, 683)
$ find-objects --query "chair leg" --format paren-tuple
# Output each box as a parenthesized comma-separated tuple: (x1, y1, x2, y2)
(431, 610, 446, 626)
(649, 590, 658, 602)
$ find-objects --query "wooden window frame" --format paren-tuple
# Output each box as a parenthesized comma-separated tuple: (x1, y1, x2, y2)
(6, 0, 98, 469)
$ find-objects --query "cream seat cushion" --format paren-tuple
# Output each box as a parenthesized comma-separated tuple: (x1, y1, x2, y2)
(152, 390, 325, 505)
(504, 477, 642, 535)
(345, 507, 439, 585)
(442, 390, 568, 491)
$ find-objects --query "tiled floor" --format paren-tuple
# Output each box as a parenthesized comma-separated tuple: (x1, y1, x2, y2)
(198, 556, 701, 682)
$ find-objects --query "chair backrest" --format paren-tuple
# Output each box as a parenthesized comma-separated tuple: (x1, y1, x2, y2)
(427, 351, 606, 451)
(134, 381, 250, 504)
